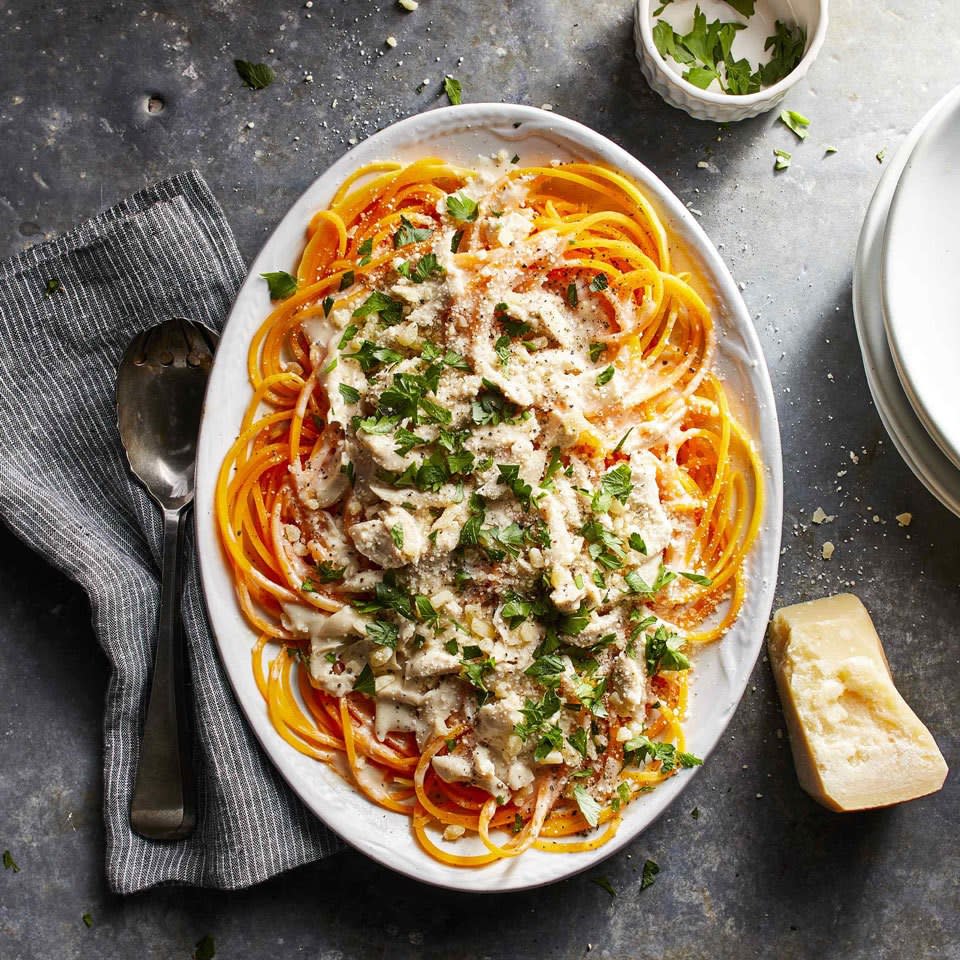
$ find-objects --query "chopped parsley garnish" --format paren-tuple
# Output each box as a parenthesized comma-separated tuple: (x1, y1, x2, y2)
(352, 573, 415, 620)
(398, 252, 445, 283)
(393, 214, 434, 248)
(641, 859, 660, 890)
(450, 229, 464, 253)
(645, 626, 691, 675)
(592, 876, 616, 897)
(533, 724, 564, 761)
(390, 525, 405, 549)
(261, 270, 298, 300)
(515, 687, 561, 741)
(82, 912, 93, 928)
(44, 278, 61, 297)
(624, 735, 703, 773)
(589, 273, 609, 292)
(573, 784, 602, 828)
(497, 464, 535, 509)
(592, 463, 633, 512)
(316, 563, 346, 583)
(494, 334, 511, 366)
(653, 9, 804, 96)
(566, 282, 578, 307)
(443, 75, 463, 105)
(580, 520, 625, 570)
(413, 595, 440, 628)
(337, 323, 357, 348)
(357, 237, 374, 264)
(339, 269, 355, 291)
(472, 378, 522, 426)
(722, 0, 754, 14)
(567, 728, 589, 758)
(393, 427, 427, 455)
(779, 108, 810, 140)
(525, 653, 566, 684)
(588, 341, 607, 363)
(353, 663, 376, 696)
(446, 192, 479, 223)
(338, 383, 360, 404)
(352, 290, 404, 326)
(761, 20, 806, 86)
(628, 532, 648, 554)
(613, 427, 633, 454)
(366, 619, 399, 648)
(596, 365, 615, 387)
(234, 59, 275, 89)
(774, 148, 792, 171)
(680, 570, 713, 586)
(323, 296, 336, 317)
(3, 849, 19, 872)
(460, 655, 496, 703)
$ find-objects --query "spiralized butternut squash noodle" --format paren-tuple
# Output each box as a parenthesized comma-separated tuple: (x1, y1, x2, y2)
(217, 155, 763, 866)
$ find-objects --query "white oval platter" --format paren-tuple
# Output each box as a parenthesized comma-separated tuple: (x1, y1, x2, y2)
(194, 104, 784, 892)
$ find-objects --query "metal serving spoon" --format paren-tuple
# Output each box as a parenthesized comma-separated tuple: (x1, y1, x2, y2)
(115, 317, 217, 840)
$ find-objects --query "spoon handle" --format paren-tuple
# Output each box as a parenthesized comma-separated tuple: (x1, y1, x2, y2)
(130, 505, 197, 840)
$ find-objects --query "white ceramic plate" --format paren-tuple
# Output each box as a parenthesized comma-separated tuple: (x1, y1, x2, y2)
(854, 88, 960, 519)
(881, 84, 960, 471)
(194, 104, 784, 891)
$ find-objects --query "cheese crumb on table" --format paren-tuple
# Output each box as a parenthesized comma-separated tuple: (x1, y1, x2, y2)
(812, 506, 834, 525)
(821, 541, 834, 560)
(768, 594, 948, 811)
(896, 512, 912, 527)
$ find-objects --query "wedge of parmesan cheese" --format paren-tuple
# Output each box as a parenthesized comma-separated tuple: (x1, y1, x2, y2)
(768, 593, 948, 811)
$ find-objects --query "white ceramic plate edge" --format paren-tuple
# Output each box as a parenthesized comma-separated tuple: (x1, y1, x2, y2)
(194, 104, 784, 891)
(853, 89, 960, 519)
(880, 84, 960, 471)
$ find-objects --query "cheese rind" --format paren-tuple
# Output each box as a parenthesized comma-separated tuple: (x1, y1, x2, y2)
(768, 593, 948, 811)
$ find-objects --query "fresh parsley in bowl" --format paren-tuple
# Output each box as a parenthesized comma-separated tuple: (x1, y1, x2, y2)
(634, 0, 828, 121)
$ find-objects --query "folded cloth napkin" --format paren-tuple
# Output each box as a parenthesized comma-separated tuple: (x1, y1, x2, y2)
(0, 171, 343, 893)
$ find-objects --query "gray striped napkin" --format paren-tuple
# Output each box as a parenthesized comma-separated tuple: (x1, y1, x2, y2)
(0, 171, 342, 893)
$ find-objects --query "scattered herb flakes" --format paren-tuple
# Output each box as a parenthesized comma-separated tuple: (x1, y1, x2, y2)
(824, 144, 838, 155)
(691, 806, 700, 819)
(640, 858, 660, 890)
(876, 147, 887, 163)
(393, 214, 433, 248)
(352, 662, 378, 696)
(194, 935, 216, 960)
(82, 912, 93, 929)
(353, 290, 403, 325)
(510, 153, 520, 164)
(339, 269, 355, 291)
(680, 570, 713, 586)
(779, 108, 810, 140)
(591, 875, 617, 897)
(398, 252, 445, 284)
(761, 20, 806, 87)
(589, 273, 609, 292)
(450, 229, 464, 253)
(443, 75, 463, 105)
(588, 341, 607, 363)
(3, 849, 19, 872)
(446, 192, 479, 222)
(566, 282, 578, 307)
(44, 278, 61, 297)
(261, 271, 297, 300)
(573, 784, 602, 828)
(773, 148, 792, 171)
(234, 59, 274, 90)
(324, 296, 336, 318)
(596, 365, 615, 388)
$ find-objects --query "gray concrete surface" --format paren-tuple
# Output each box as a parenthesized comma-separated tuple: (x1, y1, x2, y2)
(1, 1, 958, 957)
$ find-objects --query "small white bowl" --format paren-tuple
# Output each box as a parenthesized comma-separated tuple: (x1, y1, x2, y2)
(634, 0, 828, 122)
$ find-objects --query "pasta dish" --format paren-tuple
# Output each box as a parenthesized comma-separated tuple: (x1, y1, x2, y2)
(216, 153, 763, 865)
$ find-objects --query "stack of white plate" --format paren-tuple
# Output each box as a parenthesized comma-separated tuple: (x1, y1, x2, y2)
(854, 84, 960, 518)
